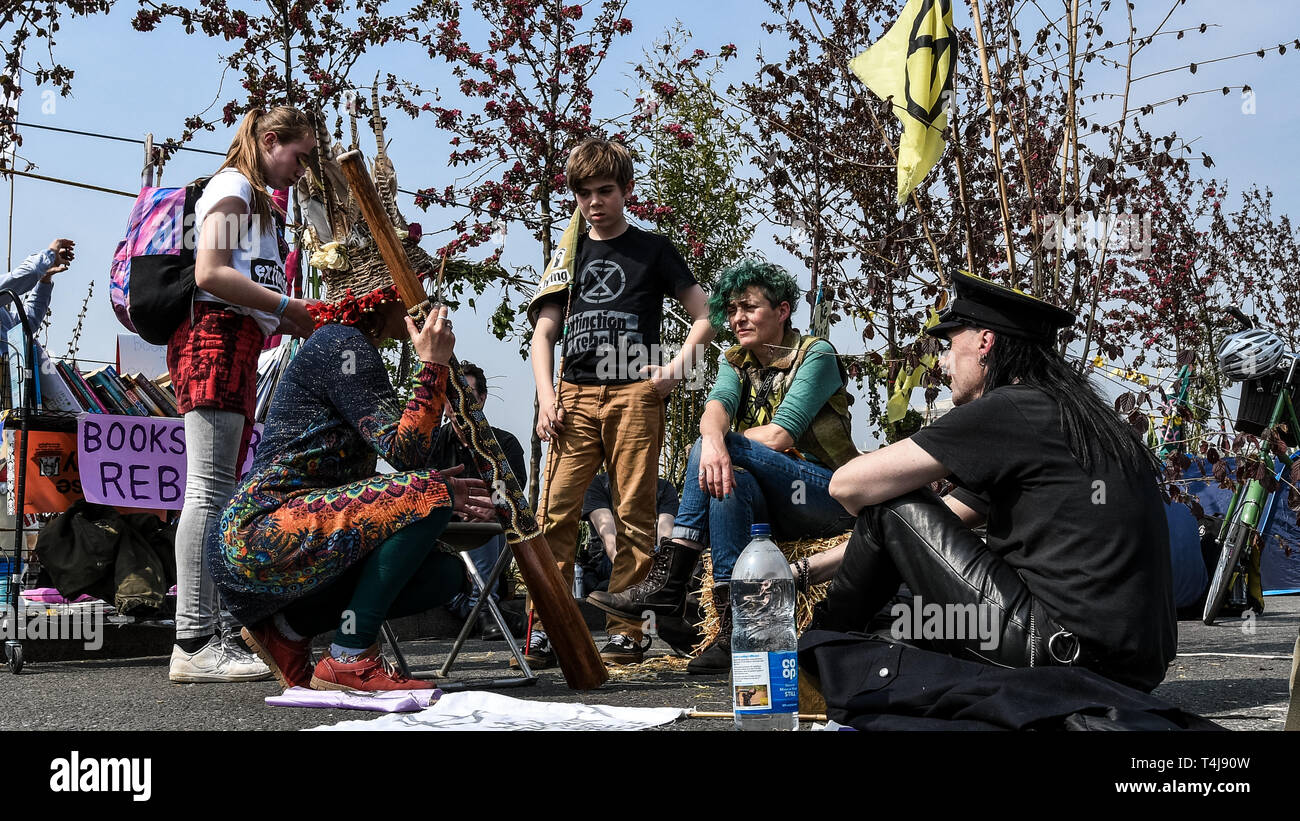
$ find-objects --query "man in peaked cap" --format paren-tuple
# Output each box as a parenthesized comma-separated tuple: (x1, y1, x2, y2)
(811, 271, 1176, 693)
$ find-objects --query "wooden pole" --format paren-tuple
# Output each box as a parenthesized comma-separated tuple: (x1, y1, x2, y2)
(998, 15, 1044, 295)
(967, 0, 1018, 281)
(1079, 1, 1136, 366)
(688, 711, 830, 721)
(1056, 0, 1079, 300)
(143, 133, 155, 189)
(948, 73, 978, 276)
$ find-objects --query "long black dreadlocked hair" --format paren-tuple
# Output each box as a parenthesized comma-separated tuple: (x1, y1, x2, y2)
(982, 334, 1161, 475)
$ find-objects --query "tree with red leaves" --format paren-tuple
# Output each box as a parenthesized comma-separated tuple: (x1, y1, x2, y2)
(629, 26, 753, 486)
(130, 0, 429, 146)
(398, 0, 638, 505)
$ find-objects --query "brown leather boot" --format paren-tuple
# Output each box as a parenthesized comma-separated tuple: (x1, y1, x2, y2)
(686, 585, 731, 675)
(586, 538, 701, 619)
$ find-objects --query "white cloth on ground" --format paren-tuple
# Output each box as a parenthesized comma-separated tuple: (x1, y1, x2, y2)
(308, 691, 687, 731)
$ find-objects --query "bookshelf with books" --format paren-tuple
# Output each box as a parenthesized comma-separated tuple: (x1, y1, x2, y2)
(51, 361, 179, 418)
(55, 361, 107, 413)
(136, 374, 179, 417)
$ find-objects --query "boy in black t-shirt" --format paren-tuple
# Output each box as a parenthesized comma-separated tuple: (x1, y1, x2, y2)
(527, 138, 714, 666)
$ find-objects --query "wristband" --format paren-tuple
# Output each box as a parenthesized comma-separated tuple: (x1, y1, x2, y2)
(274, 294, 291, 317)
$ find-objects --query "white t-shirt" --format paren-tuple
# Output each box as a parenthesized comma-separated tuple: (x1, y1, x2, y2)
(193, 168, 285, 335)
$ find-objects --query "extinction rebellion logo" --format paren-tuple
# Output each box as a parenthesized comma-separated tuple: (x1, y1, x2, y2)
(579, 260, 626, 304)
(904, 0, 956, 127)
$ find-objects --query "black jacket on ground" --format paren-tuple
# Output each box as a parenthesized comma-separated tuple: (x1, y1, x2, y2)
(799, 630, 1220, 731)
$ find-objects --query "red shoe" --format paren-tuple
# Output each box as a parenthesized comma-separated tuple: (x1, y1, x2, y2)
(309, 646, 435, 691)
(242, 623, 312, 691)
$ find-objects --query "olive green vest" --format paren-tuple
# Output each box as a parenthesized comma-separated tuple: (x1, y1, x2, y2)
(727, 329, 860, 470)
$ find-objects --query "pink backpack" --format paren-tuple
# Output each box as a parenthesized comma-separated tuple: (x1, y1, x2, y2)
(109, 177, 209, 345)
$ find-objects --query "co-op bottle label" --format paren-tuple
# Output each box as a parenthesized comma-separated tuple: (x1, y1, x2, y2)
(732, 651, 798, 713)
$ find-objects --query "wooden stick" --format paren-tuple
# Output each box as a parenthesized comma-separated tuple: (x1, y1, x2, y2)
(1079, 2, 1137, 366)
(968, 0, 1018, 281)
(687, 711, 830, 721)
(949, 78, 978, 277)
(997, 18, 1045, 295)
(1056, 0, 1080, 300)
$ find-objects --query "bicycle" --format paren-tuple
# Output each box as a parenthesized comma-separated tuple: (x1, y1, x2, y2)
(1202, 312, 1300, 624)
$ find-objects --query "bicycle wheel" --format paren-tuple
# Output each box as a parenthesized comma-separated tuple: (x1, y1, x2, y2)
(1202, 502, 1254, 625)
(3, 641, 21, 675)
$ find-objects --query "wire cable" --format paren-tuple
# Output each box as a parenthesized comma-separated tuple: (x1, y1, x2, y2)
(0, 167, 135, 198)
(14, 120, 226, 157)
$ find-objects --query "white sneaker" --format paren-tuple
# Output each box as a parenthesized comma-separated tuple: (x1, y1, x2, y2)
(169, 634, 272, 683)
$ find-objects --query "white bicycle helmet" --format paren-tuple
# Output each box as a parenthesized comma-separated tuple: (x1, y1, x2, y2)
(1217, 329, 1286, 381)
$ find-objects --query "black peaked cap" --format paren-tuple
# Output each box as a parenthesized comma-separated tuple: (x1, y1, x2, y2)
(926, 270, 1076, 343)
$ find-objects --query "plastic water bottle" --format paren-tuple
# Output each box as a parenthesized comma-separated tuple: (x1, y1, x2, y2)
(731, 523, 798, 731)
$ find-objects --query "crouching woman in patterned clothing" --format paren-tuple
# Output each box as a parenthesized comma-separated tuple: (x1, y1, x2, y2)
(210, 287, 494, 692)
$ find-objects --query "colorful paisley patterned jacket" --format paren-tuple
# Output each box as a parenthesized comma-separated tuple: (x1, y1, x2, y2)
(210, 323, 455, 625)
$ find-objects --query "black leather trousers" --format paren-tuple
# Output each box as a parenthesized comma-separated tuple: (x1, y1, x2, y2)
(818, 489, 1081, 670)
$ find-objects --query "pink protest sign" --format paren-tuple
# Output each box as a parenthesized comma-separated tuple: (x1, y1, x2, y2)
(77, 415, 262, 509)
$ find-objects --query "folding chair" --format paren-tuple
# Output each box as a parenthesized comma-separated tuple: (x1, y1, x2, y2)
(380, 521, 538, 691)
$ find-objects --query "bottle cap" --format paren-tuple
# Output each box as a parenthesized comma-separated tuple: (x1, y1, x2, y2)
(749, 523, 772, 537)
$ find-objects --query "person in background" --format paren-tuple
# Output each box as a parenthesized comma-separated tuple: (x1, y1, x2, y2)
(581, 472, 704, 654)
(432, 361, 528, 641)
(1165, 498, 1209, 617)
(579, 472, 679, 595)
(0, 238, 75, 335)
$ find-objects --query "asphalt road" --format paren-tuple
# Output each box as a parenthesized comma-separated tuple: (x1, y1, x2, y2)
(0, 596, 1294, 732)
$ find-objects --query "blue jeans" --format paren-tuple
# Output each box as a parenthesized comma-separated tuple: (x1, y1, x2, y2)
(672, 432, 855, 584)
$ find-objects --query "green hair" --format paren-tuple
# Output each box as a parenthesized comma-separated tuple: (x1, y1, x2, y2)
(707, 259, 801, 331)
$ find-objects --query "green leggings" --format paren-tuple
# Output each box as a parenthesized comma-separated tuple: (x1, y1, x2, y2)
(282, 509, 463, 647)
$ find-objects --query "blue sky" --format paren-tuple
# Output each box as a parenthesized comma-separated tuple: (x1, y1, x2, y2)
(3, 0, 1297, 453)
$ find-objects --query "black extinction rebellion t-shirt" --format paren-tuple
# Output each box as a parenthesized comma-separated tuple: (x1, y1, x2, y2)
(542, 225, 696, 385)
(908, 385, 1177, 692)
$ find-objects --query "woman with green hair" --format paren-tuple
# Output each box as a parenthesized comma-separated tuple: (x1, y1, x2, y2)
(587, 259, 858, 674)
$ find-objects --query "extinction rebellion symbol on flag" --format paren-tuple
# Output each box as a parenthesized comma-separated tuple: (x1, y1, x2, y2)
(850, 0, 956, 203)
(905, 0, 956, 127)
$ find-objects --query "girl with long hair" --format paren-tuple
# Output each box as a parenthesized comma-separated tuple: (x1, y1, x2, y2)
(167, 106, 318, 682)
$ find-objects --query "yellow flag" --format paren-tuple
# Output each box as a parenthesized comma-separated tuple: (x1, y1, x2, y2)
(886, 361, 932, 424)
(850, 0, 956, 204)
(886, 308, 941, 424)
(527, 206, 587, 326)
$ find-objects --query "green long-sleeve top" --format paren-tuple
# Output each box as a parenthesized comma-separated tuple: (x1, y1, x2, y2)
(707, 338, 843, 443)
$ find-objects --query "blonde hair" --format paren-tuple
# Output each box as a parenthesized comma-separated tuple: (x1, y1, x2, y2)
(565, 137, 634, 191)
(217, 106, 313, 224)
